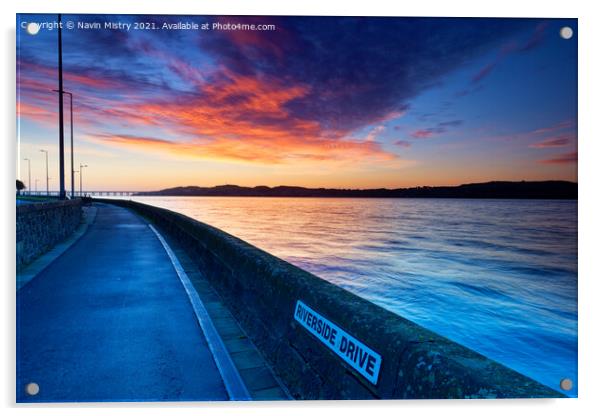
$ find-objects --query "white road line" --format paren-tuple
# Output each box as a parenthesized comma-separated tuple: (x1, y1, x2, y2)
(148, 224, 251, 401)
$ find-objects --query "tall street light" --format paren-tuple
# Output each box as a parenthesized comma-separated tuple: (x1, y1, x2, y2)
(35, 179, 39, 193)
(80, 164, 88, 196)
(74, 170, 79, 196)
(57, 13, 66, 200)
(23, 158, 31, 195)
(40, 149, 49, 196)
(53, 89, 74, 198)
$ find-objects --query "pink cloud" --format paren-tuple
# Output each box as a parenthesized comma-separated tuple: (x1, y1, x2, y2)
(394, 140, 411, 148)
(529, 135, 573, 148)
(411, 129, 435, 139)
(471, 22, 550, 84)
(532, 120, 573, 135)
(539, 151, 577, 164)
(472, 62, 496, 84)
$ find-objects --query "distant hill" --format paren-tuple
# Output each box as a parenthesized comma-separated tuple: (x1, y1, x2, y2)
(134, 181, 577, 199)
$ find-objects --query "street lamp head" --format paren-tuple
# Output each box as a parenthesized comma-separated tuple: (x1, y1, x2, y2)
(51, 88, 72, 96)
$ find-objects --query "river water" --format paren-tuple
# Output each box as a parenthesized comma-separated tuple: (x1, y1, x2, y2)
(122, 196, 577, 395)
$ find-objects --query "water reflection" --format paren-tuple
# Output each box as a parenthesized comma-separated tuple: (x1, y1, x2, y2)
(126, 196, 577, 395)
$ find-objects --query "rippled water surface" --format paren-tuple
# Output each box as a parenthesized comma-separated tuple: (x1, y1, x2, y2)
(124, 196, 577, 395)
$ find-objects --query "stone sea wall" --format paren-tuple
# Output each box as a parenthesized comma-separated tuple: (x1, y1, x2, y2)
(99, 198, 562, 400)
(16, 199, 82, 272)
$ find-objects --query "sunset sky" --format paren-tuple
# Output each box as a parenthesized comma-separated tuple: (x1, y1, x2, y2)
(17, 15, 577, 191)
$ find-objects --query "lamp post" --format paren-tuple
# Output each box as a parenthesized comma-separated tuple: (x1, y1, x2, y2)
(57, 13, 66, 200)
(53, 89, 74, 198)
(23, 158, 31, 195)
(40, 149, 49, 196)
(74, 170, 79, 196)
(79, 164, 88, 196)
(35, 179, 39, 193)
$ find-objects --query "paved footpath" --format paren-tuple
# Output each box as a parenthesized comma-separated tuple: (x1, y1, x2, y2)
(17, 203, 229, 402)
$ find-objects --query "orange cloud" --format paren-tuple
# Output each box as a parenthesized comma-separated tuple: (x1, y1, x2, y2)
(92, 131, 396, 165)
(18, 52, 400, 166)
(97, 70, 399, 164)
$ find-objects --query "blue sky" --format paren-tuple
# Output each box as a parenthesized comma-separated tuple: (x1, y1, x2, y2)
(17, 15, 577, 190)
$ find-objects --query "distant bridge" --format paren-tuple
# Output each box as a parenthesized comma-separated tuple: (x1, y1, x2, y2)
(21, 191, 140, 197)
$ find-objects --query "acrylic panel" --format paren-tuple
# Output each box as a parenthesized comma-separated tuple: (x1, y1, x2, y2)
(16, 14, 577, 402)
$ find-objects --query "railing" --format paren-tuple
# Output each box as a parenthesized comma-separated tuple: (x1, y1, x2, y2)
(17, 191, 139, 197)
